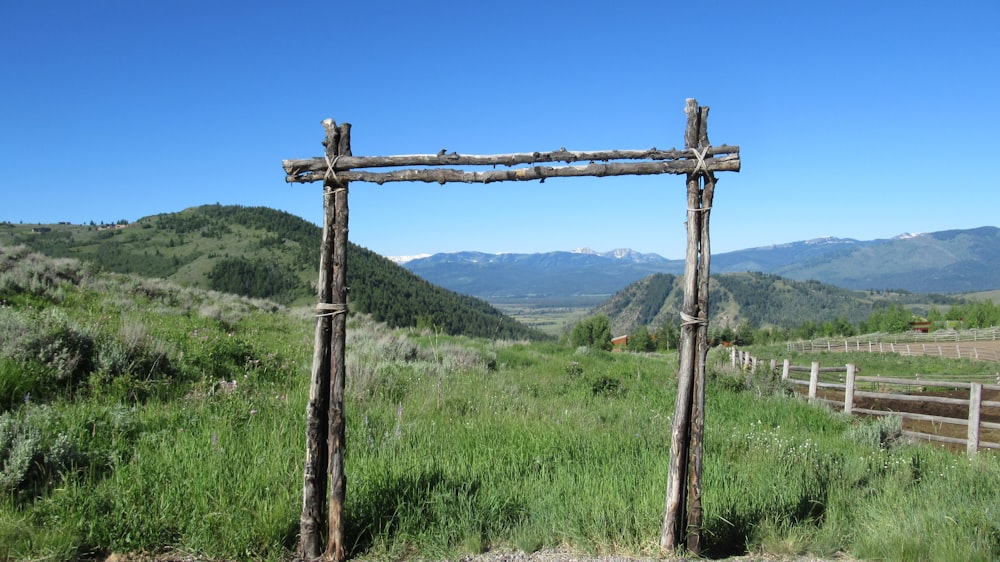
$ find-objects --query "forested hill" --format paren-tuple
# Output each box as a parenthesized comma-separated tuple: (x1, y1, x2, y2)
(596, 271, 960, 337)
(0, 205, 547, 340)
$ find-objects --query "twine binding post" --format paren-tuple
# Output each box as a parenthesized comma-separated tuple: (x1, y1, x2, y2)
(316, 303, 348, 317)
(680, 312, 707, 327)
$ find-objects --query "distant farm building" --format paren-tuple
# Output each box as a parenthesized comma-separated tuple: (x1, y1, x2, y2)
(611, 334, 629, 350)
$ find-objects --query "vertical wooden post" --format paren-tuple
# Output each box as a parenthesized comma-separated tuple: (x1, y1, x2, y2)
(844, 364, 856, 414)
(662, 98, 715, 555)
(782, 359, 790, 380)
(968, 383, 982, 457)
(326, 121, 351, 562)
(808, 361, 819, 401)
(661, 100, 700, 552)
(686, 103, 715, 555)
(301, 120, 351, 562)
(300, 120, 340, 560)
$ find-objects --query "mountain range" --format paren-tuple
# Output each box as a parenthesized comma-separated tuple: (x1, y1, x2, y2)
(398, 227, 1000, 302)
(5, 206, 996, 338)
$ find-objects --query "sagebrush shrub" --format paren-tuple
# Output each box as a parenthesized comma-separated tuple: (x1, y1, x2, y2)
(846, 414, 903, 449)
(0, 308, 94, 392)
(0, 245, 91, 300)
(0, 407, 80, 496)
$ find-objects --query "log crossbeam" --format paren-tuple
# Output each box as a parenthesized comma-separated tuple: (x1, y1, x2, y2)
(283, 146, 740, 184)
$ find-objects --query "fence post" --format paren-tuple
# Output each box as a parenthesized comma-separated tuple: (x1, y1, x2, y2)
(967, 383, 982, 457)
(770, 358, 777, 372)
(844, 364, 856, 414)
(782, 359, 790, 380)
(809, 361, 819, 401)
(730, 346, 737, 368)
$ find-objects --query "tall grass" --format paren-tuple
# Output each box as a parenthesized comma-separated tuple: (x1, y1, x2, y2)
(3, 245, 1000, 561)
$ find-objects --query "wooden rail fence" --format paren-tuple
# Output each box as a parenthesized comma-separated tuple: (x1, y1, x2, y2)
(730, 348, 1000, 456)
(787, 328, 1000, 362)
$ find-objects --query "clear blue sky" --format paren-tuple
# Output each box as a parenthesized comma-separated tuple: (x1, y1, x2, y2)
(3, 1, 998, 259)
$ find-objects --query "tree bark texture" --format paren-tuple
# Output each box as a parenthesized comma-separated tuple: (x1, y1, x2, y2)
(662, 99, 702, 551)
(687, 105, 716, 555)
(299, 121, 340, 560)
(300, 119, 351, 562)
(285, 156, 739, 185)
(283, 145, 739, 178)
(662, 99, 716, 555)
(325, 121, 351, 562)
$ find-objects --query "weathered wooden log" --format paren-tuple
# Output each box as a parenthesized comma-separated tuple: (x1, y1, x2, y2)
(282, 145, 739, 177)
(286, 155, 740, 184)
(687, 104, 715, 556)
(299, 121, 340, 560)
(325, 121, 351, 562)
(662, 99, 703, 552)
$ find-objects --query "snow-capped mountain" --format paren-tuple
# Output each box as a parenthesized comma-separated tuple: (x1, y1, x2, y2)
(394, 227, 1000, 300)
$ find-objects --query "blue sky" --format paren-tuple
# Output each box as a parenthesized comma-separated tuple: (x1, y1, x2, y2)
(2, 1, 998, 260)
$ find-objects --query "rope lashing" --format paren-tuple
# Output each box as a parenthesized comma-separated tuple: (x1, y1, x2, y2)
(688, 147, 710, 177)
(324, 154, 342, 182)
(680, 312, 708, 327)
(316, 302, 348, 317)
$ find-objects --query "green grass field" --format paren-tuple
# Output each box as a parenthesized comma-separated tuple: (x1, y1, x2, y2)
(3, 246, 1000, 561)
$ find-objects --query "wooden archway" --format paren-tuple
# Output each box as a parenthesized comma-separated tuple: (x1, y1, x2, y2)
(282, 98, 740, 560)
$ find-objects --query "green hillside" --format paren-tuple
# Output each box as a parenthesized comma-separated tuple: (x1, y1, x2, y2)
(596, 271, 961, 336)
(0, 205, 547, 341)
(4, 245, 1000, 561)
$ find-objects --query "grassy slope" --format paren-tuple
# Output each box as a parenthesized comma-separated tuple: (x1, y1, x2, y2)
(596, 271, 964, 337)
(964, 288, 1000, 304)
(1, 206, 547, 341)
(3, 248, 1000, 562)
